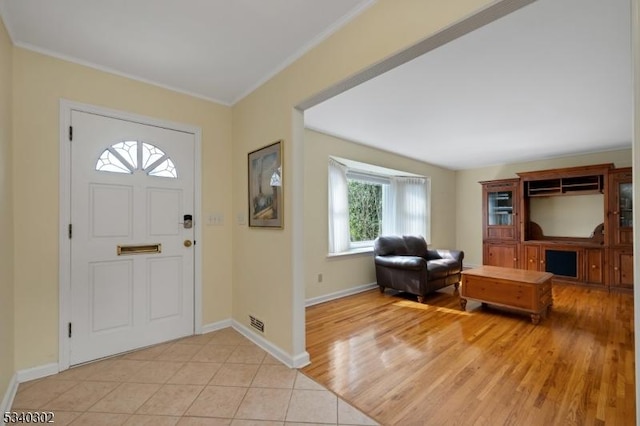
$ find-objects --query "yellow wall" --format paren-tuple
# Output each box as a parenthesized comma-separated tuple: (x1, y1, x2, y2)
(231, 0, 496, 354)
(0, 17, 15, 399)
(12, 48, 233, 370)
(304, 129, 456, 300)
(7, 0, 629, 377)
(455, 149, 632, 266)
(4, 0, 501, 373)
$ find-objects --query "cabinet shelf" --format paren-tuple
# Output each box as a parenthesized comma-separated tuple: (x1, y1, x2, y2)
(528, 189, 561, 196)
(525, 175, 603, 197)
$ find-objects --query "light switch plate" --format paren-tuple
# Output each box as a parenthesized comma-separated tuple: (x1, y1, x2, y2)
(207, 212, 224, 226)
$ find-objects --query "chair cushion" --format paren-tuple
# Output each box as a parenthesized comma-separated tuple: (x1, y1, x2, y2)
(374, 235, 407, 256)
(427, 258, 461, 278)
(375, 255, 425, 271)
(427, 261, 449, 279)
(402, 235, 428, 257)
(373, 235, 429, 257)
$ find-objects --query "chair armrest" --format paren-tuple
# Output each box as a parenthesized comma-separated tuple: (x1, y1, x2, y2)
(427, 249, 464, 263)
(375, 255, 426, 271)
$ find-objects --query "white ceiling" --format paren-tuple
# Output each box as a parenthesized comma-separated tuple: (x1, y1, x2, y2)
(0, 0, 632, 170)
(0, 0, 373, 105)
(306, 0, 632, 170)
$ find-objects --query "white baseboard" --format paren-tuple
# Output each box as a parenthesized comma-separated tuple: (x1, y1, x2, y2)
(305, 282, 378, 307)
(2, 317, 302, 413)
(16, 363, 59, 384)
(201, 318, 232, 334)
(1, 363, 59, 418)
(1, 373, 19, 417)
(5, 315, 308, 410)
(290, 350, 311, 369)
(231, 320, 310, 369)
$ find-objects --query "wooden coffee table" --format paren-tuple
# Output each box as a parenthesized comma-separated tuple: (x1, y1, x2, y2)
(460, 265, 553, 325)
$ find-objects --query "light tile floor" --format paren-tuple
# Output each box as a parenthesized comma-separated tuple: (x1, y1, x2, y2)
(10, 328, 378, 425)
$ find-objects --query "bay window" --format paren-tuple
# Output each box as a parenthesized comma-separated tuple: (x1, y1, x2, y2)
(328, 157, 430, 254)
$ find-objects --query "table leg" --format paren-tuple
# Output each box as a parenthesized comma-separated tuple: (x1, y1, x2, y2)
(460, 298, 467, 311)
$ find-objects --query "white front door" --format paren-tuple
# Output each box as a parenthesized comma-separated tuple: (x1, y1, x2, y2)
(69, 110, 195, 365)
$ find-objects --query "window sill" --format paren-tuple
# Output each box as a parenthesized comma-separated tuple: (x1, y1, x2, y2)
(327, 247, 374, 258)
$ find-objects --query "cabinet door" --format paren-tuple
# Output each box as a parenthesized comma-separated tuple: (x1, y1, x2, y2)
(482, 180, 519, 241)
(523, 245, 540, 271)
(611, 249, 634, 289)
(610, 169, 633, 246)
(484, 243, 518, 268)
(585, 249, 604, 285)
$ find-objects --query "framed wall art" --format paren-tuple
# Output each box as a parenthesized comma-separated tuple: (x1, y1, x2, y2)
(248, 140, 283, 228)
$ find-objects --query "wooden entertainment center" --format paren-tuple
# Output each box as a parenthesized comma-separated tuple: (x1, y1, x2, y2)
(481, 164, 633, 292)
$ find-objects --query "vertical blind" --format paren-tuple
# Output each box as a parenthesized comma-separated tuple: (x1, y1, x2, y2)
(329, 158, 430, 254)
(382, 177, 429, 238)
(328, 158, 351, 253)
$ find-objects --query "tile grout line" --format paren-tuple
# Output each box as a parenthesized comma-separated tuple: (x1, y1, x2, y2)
(283, 372, 302, 425)
(12, 329, 377, 425)
(230, 347, 267, 422)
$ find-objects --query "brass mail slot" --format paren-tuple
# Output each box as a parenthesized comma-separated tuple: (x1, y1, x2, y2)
(117, 243, 162, 256)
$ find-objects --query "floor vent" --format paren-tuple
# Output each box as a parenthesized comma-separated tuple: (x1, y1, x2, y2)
(250, 315, 264, 333)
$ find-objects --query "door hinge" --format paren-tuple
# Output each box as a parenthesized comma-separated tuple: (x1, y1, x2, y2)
(68, 322, 72, 338)
(68, 224, 72, 239)
(69, 126, 73, 141)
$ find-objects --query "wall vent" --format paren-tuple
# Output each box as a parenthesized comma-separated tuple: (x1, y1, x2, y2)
(249, 315, 264, 333)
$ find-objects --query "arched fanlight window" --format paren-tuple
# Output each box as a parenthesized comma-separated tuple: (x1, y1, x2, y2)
(96, 141, 177, 178)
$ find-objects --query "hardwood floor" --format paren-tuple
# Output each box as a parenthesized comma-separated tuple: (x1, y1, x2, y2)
(302, 285, 635, 425)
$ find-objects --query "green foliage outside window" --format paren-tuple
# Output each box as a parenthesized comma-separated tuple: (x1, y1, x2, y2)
(348, 180, 382, 242)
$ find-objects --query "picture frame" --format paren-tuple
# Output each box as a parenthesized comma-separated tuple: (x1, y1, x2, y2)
(248, 140, 283, 228)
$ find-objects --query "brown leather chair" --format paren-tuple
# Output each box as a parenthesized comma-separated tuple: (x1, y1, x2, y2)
(374, 235, 464, 303)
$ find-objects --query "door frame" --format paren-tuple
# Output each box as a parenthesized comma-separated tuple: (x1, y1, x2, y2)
(58, 99, 203, 370)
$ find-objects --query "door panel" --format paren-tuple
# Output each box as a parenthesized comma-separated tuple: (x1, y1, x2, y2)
(91, 184, 133, 238)
(148, 256, 183, 321)
(90, 260, 133, 332)
(70, 110, 195, 365)
(148, 188, 182, 236)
